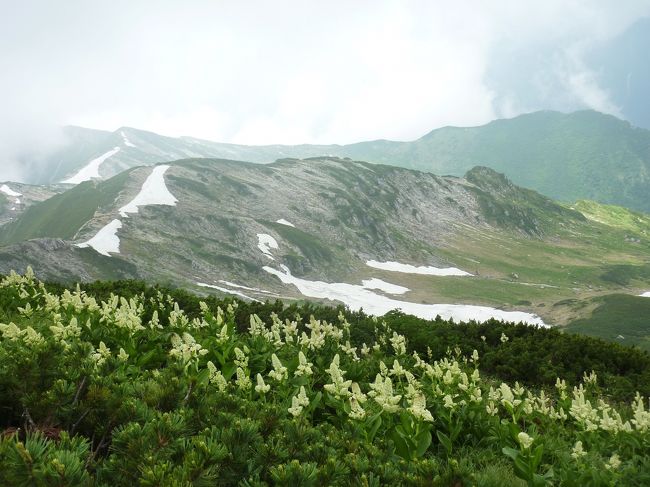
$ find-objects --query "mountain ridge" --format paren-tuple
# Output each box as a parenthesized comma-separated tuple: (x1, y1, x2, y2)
(19, 109, 650, 212)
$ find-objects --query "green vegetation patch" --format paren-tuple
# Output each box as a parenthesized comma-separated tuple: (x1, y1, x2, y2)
(599, 264, 650, 286)
(268, 222, 336, 263)
(574, 200, 650, 235)
(566, 294, 650, 350)
(77, 247, 140, 281)
(0, 271, 649, 485)
(0, 170, 132, 245)
(466, 167, 585, 236)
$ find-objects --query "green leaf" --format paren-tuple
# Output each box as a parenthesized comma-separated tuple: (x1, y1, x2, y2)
(367, 414, 382, 442)
(514, 455, 531, 480)
(451, 420, 462, 440)
(400, 413, 413, 434)
(531, 444, 544, 470)
(502, 446, 520, 461)
(437, 431, 452, 455)
(309, 391, 322, 412)
(391, 429, 412, 460)
(415, 430, 432, 458)
(196, 368, 210, 387)
(222, 364, 236, 380)
(136, 349, 158, 368)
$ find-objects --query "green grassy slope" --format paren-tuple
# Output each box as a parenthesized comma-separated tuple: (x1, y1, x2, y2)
(573, 199, 650, 235)
(0, 170, 132, 244)
(565, 294, 650, 350)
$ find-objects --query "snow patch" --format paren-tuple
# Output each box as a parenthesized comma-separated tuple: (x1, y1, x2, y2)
(119, 165, 177, 217)
(257, 234, 278, 260)
(263, 266, 547, 327)
(218, 280, 278, 295)
(366, 260, 472, 277)
(276, 218, 295, 227)
(14, 198, 21, 205)
(121, 131, 136, 147)
(76, 219, 122, 256)
(62, 147, 121, 184)
(197, 282, 260, 302)
(640, 292, 650, 297)
(361, 278, 409, 295)
(0, 184, 22, 197)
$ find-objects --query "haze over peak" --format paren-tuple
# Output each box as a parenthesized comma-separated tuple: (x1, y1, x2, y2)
(8, 109, 650, 214)
(2, 1, 649, 180)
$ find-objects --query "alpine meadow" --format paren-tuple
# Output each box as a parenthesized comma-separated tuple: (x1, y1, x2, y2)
(1, 2, 650, 486)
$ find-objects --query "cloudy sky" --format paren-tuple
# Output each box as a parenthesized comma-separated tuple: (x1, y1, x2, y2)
(1, 0, 649, 172)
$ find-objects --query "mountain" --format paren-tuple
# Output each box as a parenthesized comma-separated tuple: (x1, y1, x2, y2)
(24, 110, 650, 213)
(32, 126, 341, 185)
(376, 110, 650, 212)
(1, 157, 649, 342)
(0, 181, 61, 226)
(333, 110, 650, 212)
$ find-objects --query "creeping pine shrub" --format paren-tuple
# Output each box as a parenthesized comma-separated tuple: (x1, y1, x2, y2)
(0, 269, 649, 485)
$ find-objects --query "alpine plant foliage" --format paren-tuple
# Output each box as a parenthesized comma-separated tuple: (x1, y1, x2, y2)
(0, 269, 649, 486)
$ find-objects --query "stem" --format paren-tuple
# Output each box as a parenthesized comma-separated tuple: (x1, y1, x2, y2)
(22, 407, 36, 430)
(72, 376, 87, 406)
(71, 410, 90, 435)
(183, 381, 194, 403)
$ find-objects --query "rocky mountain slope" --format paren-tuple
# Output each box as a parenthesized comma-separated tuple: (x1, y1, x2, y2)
(1, 157, 649, 335)
(29, 126, 340, 185)
(0, 182, 61, 226)
(19, 110, 650, 212)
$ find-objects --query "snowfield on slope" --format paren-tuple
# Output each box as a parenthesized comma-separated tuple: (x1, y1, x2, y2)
(257, 234, 279, 260)
(640, 292, 650, 297)
(121, 131, 136, 147)
(197, 282, 260, 302)
(0, 184, 22, 197)
(366, 260, 472, 276)
(361, 278, 409, 295)
(62, 147, 121, 184)
(76, 166, 178, 257)
(263, 266, 547, 327)
(251, 231, 541, 324)
(76, 219, 122, 256)
(119, 165, 177, 217)
(218, 280, 278, 295)
(276, 219, 295, 227)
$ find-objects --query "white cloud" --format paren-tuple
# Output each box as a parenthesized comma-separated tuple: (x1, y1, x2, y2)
(565, 65, 624, 117)
(0, 0, 649, 180)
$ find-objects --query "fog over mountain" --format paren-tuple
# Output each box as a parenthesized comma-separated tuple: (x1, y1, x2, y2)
(1, 1, 649, 182)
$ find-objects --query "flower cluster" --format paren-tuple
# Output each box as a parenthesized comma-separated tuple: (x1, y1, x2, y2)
(1, 269, 649, 485)
(169, 332, 208, 365)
